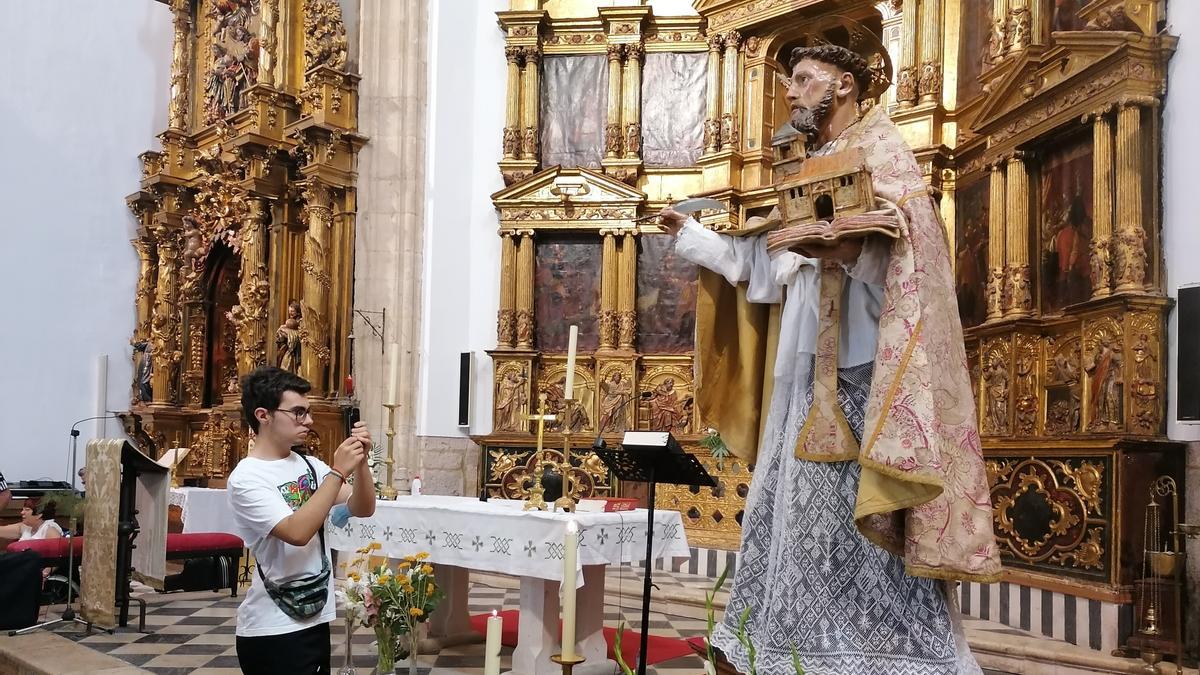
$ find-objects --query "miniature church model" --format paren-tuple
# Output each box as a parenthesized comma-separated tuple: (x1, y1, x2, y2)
(772, 145, 874, 227)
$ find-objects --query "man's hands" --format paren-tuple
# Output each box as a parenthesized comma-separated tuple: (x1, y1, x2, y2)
(332, 422, 372, 477)
(656, 207, 687, 236)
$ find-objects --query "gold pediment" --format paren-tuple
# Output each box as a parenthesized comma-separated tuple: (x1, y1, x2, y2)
(492, 166, 648, 228)
(971, 32, 1174, 151)
(694, 0, 824, 30)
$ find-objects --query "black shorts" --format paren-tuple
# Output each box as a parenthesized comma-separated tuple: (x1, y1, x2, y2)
(235, 621, 331, 674)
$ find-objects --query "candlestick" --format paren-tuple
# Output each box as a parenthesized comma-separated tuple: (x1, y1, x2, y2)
(554, 400, 578, 513)
(564, 325, 578, 400)
(387, 343, 400, 404)
(484, 609, 502, 675)
(561, 519, 579, 660)
(381, 403, 399, 500)
(549, 653, 586, 674)
(525, 394, 554, 511)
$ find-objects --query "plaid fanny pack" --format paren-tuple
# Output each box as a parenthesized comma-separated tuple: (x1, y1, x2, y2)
(257, 451, 331, 621)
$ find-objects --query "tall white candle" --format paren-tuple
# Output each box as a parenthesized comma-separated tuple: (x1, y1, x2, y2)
(564, 325, 578, 400)
(387, 343, 400, 405)
(484, 609, 502, 675)
(561, 518, 579, 660)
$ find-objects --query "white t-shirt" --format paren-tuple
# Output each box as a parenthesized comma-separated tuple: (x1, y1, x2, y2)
(19, 519, 63, 541)
(228, 452, 336, 637)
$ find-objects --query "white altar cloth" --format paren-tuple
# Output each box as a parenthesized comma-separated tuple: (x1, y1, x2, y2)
(169, 487, 236, 534)
(327, 496, 690, 675)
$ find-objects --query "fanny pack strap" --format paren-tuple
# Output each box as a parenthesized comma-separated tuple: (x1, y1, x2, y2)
(257, 450, 328, 587)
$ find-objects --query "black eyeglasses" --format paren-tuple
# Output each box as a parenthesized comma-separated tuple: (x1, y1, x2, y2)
(272, 407, 313, 422)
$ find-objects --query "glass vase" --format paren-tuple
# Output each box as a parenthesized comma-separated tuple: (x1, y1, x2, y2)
(374, 624, 394, 675)
(337, 615, 357, 674)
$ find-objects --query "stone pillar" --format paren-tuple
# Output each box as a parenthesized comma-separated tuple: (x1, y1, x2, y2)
(300, 181, 334, 393)
(235, 198, 270, 383)
(258, 0, 278, 87)
(704, 33, 722, 152)
(1088, 106, 1115, 299)
(515, 230, 535, 349)
(150, 228, 181, 405)
(605, 44, 624, 159)
(600, 231, 618, 349)
(897, 0, 919, 107)
(503, 46, 523, 159)
(167, 0, 193, 130)
(1005, 153, 1032, 317)
(720, 31, 741, 149)
(986, 161, 1007, 322)
(918, 0, 943, 104)
(497, 233, 517, 348)
(521, 46, 541, 163)
(622, 43, 643, 159)
(1114, 99, 1153, 293)
(617, 232, 637, 350)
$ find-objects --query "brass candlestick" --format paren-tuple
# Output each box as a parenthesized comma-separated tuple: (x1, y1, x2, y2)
(1135, 476, 1184, 675)
(168, 434, 183, 489)
(381, 403, 399, 500)
(525, 394, 555, 511)
(550, 653, 585, 674)
(554, 398, 579, 513)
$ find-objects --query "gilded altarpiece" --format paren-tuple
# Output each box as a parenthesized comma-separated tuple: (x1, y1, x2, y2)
(122, 0, 362, 481)
(953, 0, 1181, 637)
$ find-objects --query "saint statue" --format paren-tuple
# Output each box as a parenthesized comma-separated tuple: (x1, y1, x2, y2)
(655, 21, 999, 673)
(132, 340, 153, 403)
(275, 300, 302, 373)
(494, 367, 528, 431)
(597, 371, 632, 432)
(648, 378, 688, 433)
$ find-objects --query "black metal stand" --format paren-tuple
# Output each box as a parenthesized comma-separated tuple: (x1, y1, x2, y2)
(595, 433, 715, 675)
(8, 521, 108, 637)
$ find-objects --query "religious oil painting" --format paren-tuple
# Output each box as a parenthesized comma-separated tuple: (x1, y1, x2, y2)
(955, 176, 989, 328)
(203, 0, 262, 125)
(637, 234, 698, 353)
(535, 235, 601, 352)
(957, 0, 994, 103)
(1039, 134, 1094, 313)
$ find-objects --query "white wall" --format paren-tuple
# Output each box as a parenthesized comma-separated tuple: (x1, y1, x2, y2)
(0, 3, 173, 482)
(419, 0, 509, 437)
(1164, 1, 1200, 441)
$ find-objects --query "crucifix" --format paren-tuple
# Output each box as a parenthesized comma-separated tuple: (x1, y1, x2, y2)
(524, 393, 557, 511)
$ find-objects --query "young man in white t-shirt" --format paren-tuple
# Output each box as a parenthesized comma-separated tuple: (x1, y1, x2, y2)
(228, 366, 376, 674)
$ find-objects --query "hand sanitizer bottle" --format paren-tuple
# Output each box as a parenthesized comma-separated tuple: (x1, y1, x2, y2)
(411, 475, 422, 496)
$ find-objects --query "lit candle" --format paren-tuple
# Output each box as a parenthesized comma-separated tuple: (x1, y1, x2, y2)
(484, 608, 502, 675)
(387, 343, 400, 405)
(561, 519, 579, 660)
(564, 325, 578, 400)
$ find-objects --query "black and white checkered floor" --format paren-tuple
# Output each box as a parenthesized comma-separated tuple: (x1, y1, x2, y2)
(43, 567, 1020, 674)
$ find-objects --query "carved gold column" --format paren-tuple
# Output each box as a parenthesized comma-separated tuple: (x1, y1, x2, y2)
(896, 0, 919, 107)
(918, 0, 943, 104)
(167, 0, 193, 130)
(515, 230, 535, 350)
(986, 161, 1007, 321)
(235, 198, 271, 383)
(704, 33, 722, 152)
(521, 46, 541, 165)
(258, 0, 278, 87)
(990, 0, 1010, 61)
(300, 181, 334, 393)
(497, 232, 517, 348)
(1005, 152, 1032, 317)
(622, 43, 643, 160)
(720, 31, 741, 149)
(1114, 98, 1154, 293)
(600, 231, 619, 349)
(503, 46, 523, 159)
(150, 227, 181, 405)
(605, 44, 624, 159)
(1007, 0, 1031, 53)
(617, 231, 637, 350)
(1087, 106, 1115, 299)
(132, 236, 157, 342)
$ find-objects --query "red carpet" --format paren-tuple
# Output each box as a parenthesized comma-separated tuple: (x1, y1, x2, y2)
(468, 610, 695, 666)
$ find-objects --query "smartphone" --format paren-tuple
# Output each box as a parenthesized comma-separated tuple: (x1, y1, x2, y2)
(344, 406, 361, 438)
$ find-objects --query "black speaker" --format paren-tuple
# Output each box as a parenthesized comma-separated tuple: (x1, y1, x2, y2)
(457, 352, 472, 428)
(1178, 286, 1200, 421)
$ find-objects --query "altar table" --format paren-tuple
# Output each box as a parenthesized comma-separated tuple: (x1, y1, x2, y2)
(327, 496, 690, 675)
(169, 487, 235, 534)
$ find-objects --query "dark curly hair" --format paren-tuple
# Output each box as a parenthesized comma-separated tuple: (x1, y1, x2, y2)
(789, 44, 873, 100)
(23, 497, 57, 521)
(241, 366, 312, 433)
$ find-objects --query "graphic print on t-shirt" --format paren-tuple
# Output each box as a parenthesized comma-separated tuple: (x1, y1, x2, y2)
(277, 472, 316, 511)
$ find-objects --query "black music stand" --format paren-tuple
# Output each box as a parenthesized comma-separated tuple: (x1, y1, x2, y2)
(594, 432, 716, 675)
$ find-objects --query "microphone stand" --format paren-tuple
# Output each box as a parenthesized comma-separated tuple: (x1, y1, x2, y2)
(8, 515, 108, 636)
(591, 391, 653, 453)
(67, 414, 121, 491)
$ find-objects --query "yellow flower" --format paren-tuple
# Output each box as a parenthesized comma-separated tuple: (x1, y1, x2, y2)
(416, 552, 430, 561)
(370, 542, 382, 550)
(409, 608, 424, 617)
(420, 564, 434, 575)
(357, 546, 370, 554)
(426, 583, 436, 594)
(348, 572, 360, 582)
(399, 562, 411, 570)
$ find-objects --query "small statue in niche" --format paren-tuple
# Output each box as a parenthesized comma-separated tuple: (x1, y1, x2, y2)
(1086, 339, 1124, 427)
(275, 300, 302, 373)
(544, 376, 590, 434)
(598, 371, 632, 433)
(983, 354, 1009, 433)
(648, 378, 690, 434)
(494, 367, 529, 431)
(132, 340, 153, 404)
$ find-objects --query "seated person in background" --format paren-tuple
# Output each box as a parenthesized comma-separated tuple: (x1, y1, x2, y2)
(0, 470, 10, 511)
(0, 498, 64, 542)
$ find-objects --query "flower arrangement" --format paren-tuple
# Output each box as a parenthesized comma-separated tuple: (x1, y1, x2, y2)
(338, 544, 444, 674)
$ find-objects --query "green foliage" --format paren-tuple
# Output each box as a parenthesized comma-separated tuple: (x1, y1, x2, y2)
(612, 622, 635, 675)
(699, 429, 730, 470)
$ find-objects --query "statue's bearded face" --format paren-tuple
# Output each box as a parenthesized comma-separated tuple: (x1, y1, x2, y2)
(785, 58, 852, 140)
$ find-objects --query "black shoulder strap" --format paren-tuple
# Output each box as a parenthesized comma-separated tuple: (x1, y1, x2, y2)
(257, 451, 329, 586)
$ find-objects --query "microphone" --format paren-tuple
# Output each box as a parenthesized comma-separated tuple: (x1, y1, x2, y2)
(592, 391, 654, 452)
